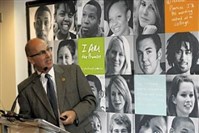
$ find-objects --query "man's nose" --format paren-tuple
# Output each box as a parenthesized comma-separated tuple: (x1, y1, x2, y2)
(142, 53, 148, 62)
(83, 16, 89, 24)
(40, 22, 45, 30)
(180, 51, 187, 60)
(45, 50, 51, 57)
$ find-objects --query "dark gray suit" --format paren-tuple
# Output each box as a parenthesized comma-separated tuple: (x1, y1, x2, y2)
(18, 64, 96, 133)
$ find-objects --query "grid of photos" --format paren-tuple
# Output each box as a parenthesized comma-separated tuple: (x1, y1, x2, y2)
(26, 0, 199, 132)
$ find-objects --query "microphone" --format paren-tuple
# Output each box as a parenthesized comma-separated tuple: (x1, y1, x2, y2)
(1, 67, 48, 120)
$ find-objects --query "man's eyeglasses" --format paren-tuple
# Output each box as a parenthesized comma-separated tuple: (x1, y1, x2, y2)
(29, 47, 52, 57)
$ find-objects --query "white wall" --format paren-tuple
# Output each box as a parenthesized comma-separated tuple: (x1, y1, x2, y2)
(0, 0, 16, 111)
(14, 0, 29, 111)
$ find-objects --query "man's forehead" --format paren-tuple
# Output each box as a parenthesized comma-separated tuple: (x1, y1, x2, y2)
(180, 41, 191, 50)
(28, 39, 47, 49)
(176, 121, 195, 132)
(84, 4, 98, 14)
(138, 38, 156, 50)
(36, 10, 51, 20)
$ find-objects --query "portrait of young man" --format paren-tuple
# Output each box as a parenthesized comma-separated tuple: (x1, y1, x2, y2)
(86, 74, 105, 112)
(30, 5, 53, 43)
(135, 34, 165, 74)
(166, 32, 199, 75)
(78, 0, 104, 38)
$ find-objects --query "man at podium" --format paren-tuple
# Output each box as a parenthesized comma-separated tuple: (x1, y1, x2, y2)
(17, 38, 96, 133)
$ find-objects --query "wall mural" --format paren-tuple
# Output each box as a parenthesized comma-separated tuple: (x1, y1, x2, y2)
(26, 0, 199, 132)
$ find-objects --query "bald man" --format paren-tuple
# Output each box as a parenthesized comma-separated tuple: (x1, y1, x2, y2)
(18, 38, 96, 133)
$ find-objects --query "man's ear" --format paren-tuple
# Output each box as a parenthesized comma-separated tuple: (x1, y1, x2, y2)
(98, 17, 101, 26)
(126, 9, 131, 22)
(157, 49, 162, 60)
(172, 95, 177, 104)
(28, 57, 35, 65)
(99, 90, 104, 98)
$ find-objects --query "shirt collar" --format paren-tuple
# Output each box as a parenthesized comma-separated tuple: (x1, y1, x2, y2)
(48, 66, 55, 79)
(38, 66, 55, 80)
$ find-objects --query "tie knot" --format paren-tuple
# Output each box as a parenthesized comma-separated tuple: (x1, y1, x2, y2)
(45, 73, 51, 79)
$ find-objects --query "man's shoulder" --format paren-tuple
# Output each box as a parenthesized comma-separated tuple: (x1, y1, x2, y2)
(54, 63, 78, 68)
(54, 64, 80, 72)
(18, 73, 38, 90)
(70, 32, 77, 39)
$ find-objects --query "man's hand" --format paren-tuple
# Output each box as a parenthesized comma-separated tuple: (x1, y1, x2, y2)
(60, 110, 77, 125)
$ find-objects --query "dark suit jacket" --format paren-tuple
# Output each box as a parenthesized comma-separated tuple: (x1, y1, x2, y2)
(18, 64, 96, 133)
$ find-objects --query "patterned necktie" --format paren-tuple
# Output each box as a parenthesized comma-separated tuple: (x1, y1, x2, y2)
(45, 74, 59, 126)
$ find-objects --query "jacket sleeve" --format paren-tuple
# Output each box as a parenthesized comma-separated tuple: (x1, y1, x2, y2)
(72, 65, 97, 123)
(18, 80, 33, 118)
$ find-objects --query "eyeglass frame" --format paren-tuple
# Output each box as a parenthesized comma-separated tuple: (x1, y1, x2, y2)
(29, 47, 52, 57)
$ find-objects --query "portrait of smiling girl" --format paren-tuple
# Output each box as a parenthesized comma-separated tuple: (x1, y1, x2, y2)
(54, 1, 77, 40)
(106, 75, 133, 113)
(167, 75, 199, 117)
(105, 36, 131, 75)
(106, 0, 133, 36)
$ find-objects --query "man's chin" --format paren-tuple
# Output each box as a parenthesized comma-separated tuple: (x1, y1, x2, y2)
(60, 29, 69, 34)
(82, 31, 90, 37)
(143, 69, 152, 74)
(144, 72, 152, 74)
(46, 62, 53, 68)
(37, 34, 47, 40)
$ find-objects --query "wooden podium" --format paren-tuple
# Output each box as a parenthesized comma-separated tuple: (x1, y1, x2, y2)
(0, 117, 70, 133)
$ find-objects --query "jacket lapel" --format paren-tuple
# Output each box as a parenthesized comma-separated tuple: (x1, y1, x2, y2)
(54, 65, 67, 112)
(32, 74, 56, 119)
